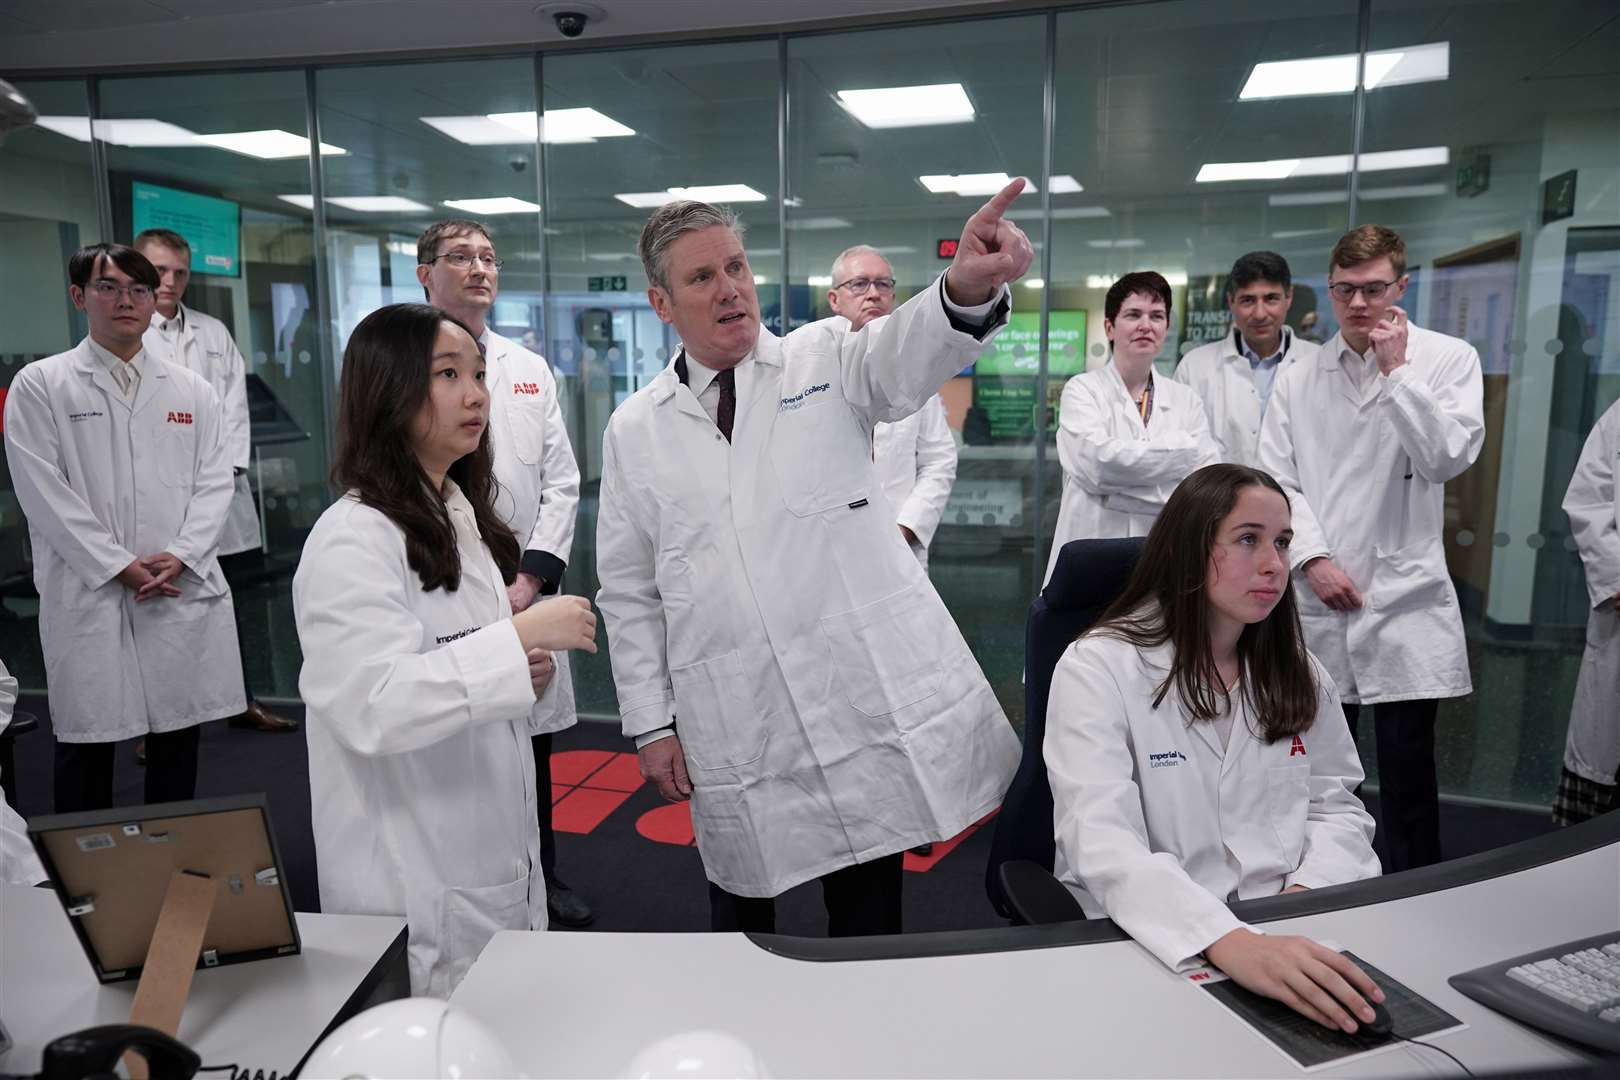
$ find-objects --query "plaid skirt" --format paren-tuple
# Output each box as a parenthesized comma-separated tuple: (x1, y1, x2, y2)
(1552, 765, 1620, 826)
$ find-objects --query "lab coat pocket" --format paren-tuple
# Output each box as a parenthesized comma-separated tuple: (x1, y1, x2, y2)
(1266, 762, 1311, 868)
(821, 582, 945, 721)
(506, 402, 545, 465)
(769, 400, 870, 517)
(669, 651, 768, 771)
(157, 426, 196, 487)
(438, 871, 532, 993)
(1368, 539, 1452, 614)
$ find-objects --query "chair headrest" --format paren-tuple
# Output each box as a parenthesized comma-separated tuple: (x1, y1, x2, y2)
(1042, 537, 1147, 614)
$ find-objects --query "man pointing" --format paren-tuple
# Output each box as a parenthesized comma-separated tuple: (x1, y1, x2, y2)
(597, 180, 1031, 935)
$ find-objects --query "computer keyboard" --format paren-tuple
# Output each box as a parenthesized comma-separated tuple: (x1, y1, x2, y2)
(1449, 932, 1620, 1053)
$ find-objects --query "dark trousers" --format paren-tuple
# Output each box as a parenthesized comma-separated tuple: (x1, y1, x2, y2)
(53, 726, 201, 814)
(531, 732, 557, 877)
(708, 852, 904, 936)
(217, 548, 266, 702)
(1343, 698, 1441, 872)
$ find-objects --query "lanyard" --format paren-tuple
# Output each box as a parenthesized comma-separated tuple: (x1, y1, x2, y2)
(1135, 374, 1155, 427)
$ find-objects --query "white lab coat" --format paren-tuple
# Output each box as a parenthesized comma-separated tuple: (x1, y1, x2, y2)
(1257, 325, 1485, 704)
(873, 393, 958, 567)
(1045, 363, 1220, 585)
(1561, 399, 1620, 786)
(596, 277, 1021, 897)
(1173, 328, 1317, 468)
(1045, 628, 1379, 971)
(3, 339, 244, 742)
(483, 330, 581, 735)
(144, 304, 259, 555)
(0, 660, 47, 887)
(293, 484, 544, 998)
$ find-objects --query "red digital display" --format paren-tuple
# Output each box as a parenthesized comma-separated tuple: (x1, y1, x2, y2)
(937, 238, 959, 259)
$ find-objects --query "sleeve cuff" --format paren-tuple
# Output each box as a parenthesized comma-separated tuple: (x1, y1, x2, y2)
(521, 550, 567, 592)
(635, 728, 677, 750)
(448, 620, 536, 727)
(940, 277, 1011, 338)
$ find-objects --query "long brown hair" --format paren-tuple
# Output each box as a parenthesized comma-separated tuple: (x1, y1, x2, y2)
(1086, 464, 1318, 742)
(332, 303, 519, 592)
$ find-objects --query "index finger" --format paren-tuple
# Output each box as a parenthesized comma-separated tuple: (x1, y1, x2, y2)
(1315, 945, 1383, 1003)
(968, 177, 1028, 228)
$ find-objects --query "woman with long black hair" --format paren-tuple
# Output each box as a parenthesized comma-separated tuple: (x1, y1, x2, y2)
(294, 303, 596, 998)
(1046, 463, 1383, 1033)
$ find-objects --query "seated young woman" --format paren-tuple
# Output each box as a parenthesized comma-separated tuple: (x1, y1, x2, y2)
(1045, 462, 1384, 1033)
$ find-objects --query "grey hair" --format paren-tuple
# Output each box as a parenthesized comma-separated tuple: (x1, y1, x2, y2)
(830, 244, 888, 284)
(638, 200, 744, 291)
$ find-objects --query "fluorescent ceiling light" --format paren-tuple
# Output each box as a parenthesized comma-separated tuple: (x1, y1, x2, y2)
(1271, 228, 1337, 240)
(918, 173, 1038, 197)
(1362, 182, 1448, 200)
(278, 195, 431, 212)
(1022, 278, 1045, 289)
(876, 245, 917, 255)
(36, 115, 201, 146)
(195, 129, 346, 158)
(753, 274, 770, 285)
(615, 184, 768, 208)
(587, 252, 639, 262)
(386, 240, 416, 257)
(786, 217, 853, 231)
(1240, 42, 1449, 100)
(807, 275, 833, 287)
(1085, 274, 1114, 288)
(1008, 206, 1113, 222)
(1268, 190, 1348, 206)
(443, 197, 541, 214)
(1197, 145, 1448, 183)
(1086, 239, 1144, 249)
(836, 83, 975, 129)
(1049, 175, 1084, 194)
(1268, 181, 1448, 207)
(1162, 272, 1188, 287)
(422, 108, 634, 145)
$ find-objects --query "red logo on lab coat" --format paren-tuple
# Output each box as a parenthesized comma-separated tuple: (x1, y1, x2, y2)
(513, 382, 542, 397)
(1289, 735, 1307, 757)
(165, 411, 193, 425)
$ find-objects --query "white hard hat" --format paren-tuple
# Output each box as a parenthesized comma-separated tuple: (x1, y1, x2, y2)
(302, 997, 520, 1079)
(621, 1029, 770, 1079)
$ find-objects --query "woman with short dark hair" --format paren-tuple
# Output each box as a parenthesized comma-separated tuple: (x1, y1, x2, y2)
(294, 303, 597, 998)
(1046, 463, 1383, 1033)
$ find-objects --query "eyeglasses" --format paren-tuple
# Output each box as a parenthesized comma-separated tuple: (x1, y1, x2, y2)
(833, 276, 896, 296)
(425, 251, 504, 271)
(1327, 280, 1398, 302)
(87, 279, 155, 302)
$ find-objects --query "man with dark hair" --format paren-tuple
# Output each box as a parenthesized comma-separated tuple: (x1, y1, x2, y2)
(1044, 270, 1218, 585)
(1258, 224, 1485, 871)
(597, 183, 1030, 936)
(416, 218, 593, 928)
(4, 244, 243, 811)
(136, 227, 299, 736)
(1174, 251, 1320, 467)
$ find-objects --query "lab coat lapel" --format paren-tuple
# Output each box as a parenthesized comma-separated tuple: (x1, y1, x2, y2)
(129, 354, 167, 418)
(733, 330, 783, 455)
(656, 352, 719, 430)
(79, 344, 128, 410)
(1321, 333, 1365, 409)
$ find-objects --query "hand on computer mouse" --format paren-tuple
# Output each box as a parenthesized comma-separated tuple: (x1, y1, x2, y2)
(1205, 929, 1386, 1034)
(1361, 997, 1395, 1039)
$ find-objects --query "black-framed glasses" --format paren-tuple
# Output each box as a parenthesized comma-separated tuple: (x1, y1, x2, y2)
(833, 276, 896, 296)
(88, 279, 155, 302)
(424, 251, 503, 270)
(1327, 280, 1398, 301)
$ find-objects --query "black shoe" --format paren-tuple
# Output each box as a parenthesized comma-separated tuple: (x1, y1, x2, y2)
(135, 738, 147, 766)
(547, 878, 595, 928)
(910, 843, 934, 856)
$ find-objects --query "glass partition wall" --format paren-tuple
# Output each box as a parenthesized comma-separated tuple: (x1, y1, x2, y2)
(1, 0, 1614, 812)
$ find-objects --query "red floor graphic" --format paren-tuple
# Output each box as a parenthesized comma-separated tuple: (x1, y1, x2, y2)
(551, 750, 645, 833)
(632, 801, 998, 871)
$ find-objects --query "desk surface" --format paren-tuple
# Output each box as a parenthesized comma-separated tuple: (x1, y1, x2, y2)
(453, 840, 1618, 1078)
(0, 885, 404, 1074)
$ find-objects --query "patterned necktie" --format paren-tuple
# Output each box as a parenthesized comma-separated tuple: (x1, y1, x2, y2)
(715, 367, 736, 443)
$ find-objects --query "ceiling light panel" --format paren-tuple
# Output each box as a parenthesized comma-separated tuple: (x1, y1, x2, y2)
(1197, 146, 1448, 183)
(1049, 175, 1084, 194)
(195, 129, 346, 159)
(1239, 42, 1449, 100)
(614, 184, 768, 209)
(36, 116, 201, 146)
(442, 197, 541, 214)
(836, 83, 975, 129)
(786, 217, 853, 231)
(422, 108, 634, 145)
(918, 173, 1038, 197)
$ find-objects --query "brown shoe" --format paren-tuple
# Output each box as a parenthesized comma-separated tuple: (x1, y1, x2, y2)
(228, 701, 301, 733)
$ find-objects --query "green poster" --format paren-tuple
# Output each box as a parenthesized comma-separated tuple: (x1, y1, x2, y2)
(975, 310, 1086, 376)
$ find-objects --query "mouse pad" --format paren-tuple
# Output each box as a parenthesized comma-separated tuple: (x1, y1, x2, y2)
(1197, 950, 1464, 1071)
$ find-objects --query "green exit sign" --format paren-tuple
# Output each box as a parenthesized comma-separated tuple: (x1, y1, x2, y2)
(588, 275, 628, 292)
(1456, 149, 1490, 198)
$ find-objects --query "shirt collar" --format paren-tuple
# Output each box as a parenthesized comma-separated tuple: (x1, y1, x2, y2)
(86, 335, 144, 378)
(682, 349, 748, 397)
(1236, 326, 1288, 367)
(151, 305, 187, 335)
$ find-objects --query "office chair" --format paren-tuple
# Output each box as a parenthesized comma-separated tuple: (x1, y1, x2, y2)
(984, 536, 1145, 923)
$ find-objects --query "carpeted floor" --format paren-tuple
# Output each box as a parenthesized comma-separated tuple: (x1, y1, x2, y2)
(7, 694, 1557, 934)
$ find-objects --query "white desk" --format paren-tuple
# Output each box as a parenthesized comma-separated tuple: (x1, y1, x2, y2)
(0, 885, 404, 1074)
(453, 841, 1618, 1077)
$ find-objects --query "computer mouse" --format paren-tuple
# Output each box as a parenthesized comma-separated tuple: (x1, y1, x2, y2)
(1362, 999, 1394, 1039)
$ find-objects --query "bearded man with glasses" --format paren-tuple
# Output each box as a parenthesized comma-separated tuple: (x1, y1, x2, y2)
(1258, 224, 1485, 873)
(4, 243, 243, 812)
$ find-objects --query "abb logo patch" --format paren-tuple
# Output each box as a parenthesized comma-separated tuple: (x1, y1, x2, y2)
(1290, 735, 1307, 757)
(1188, 971, 1212, 982)
(165, 411, 193, 425)
(551, 749, 992, 872)
(512, 382, 542, 397)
